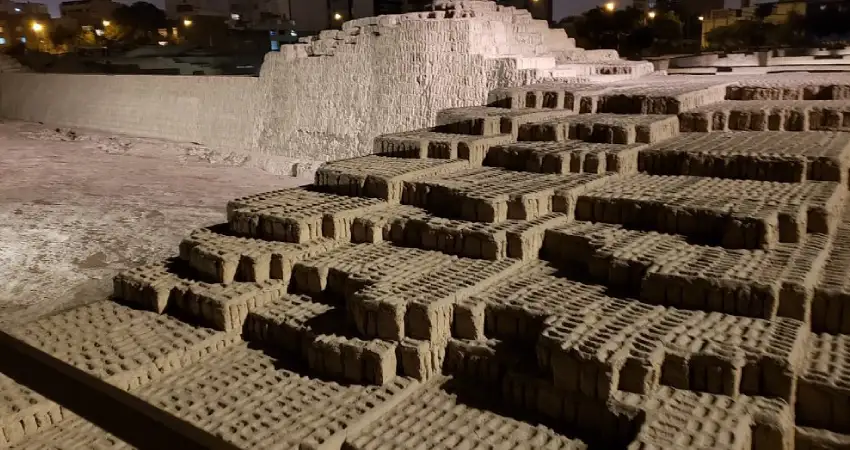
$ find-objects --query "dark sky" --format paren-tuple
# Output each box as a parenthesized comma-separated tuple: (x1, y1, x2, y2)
(44, 0, 745, 22)
(44, 0, 165, 16)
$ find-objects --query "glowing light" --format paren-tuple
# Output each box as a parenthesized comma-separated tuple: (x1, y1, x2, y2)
(183, 19, 193, 26)
(647, 11, 656, 19)
(333, 12, 342, 20)
(158, 40, 167, 46)
(31, 22, 43, 32)
(698, 15, 704, 21)
(604, 2, 615, 12)
(102, 20, 110, 26)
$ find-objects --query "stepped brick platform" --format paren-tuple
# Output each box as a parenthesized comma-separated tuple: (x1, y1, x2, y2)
(7, 74, 850, 450)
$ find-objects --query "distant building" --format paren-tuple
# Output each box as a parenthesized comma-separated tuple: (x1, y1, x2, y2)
(701, 0, 807, 47)
(0, 3, 51, 51)
(59, 0, 119, 25)
(165, 0, 231, 19)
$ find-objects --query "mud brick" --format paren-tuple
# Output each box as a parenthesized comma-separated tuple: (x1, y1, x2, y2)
(407, 166, 612, 223)
(561, 84, 614, 113)
(290, 243, 453, 296)
(486, 141, 645, 175)
(544, 220, 831, 324)
(679, 100, 850, 132)
(813, 206, 850, 333)
(728, 75, 850, 100)
(173, 280, 288, 331)
(373, 128, 513, 165)
(395, 338, 446, 381)
(0, 374, 68, 448)
(179, 226, 338, 284)
(640, 132, 850, 185)
(598, 82, 730, 114)
(229, 190, 386, 243)
(435, 106, 576, 138)
(347, 204, 430, 243)
(343, 377, 588, 450)
(132, 344, 421, 449)
(390, 212, 570, 260)
(795, 426, 850, 450)
(5, 411, 132, 449)
(112, 259, 191, 313)
(518, 114, 679, 145)
(246, 294, 397, 385)
(315, 155, 469, 203)
(4, 301, 239, 391)
(226, 187, 325, 221)
(443, 339, 526, 383)
(798, 333, 850, 434)
(486, 83, 578, 110)
(348, 256, 523, 342)
(574, 174, 846, 249)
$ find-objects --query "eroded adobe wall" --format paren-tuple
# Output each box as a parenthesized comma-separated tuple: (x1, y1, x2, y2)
(0, 73, 258, 152)
(249, 14, 549, 172)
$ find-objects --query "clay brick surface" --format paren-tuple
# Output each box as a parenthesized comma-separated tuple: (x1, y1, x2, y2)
(227, 187, 386, 243)
(132, 343, 421, 449)
(678, 100, 850, 132)
(112, 259, 191, 313)
(543, 221, 831, 322)
(0, 374, 65, 447)
(813, 206, 850, 333)
(4, 301, 240, 391)
(343, 377, 588, 450)
(316, 155, 470, 202)
(597, 82, 730, 114)
(575, 174, 846, 249)
(435, 107, 577, 138)
(640, 132, 850, 185)
(348, 255, 524, 342)
(179, 226, 339, 284)
(405, 166, 613, 223)
(799, 333, 850, 434)
(795, 426, 850, 450)
(727, 75, 850, 100)
(245, 294, 398, 385)
(485, 140, 645, 175)
(517, 114, 679, 145)
(7, 412, 131, 449)
(374, 128, 513, 165)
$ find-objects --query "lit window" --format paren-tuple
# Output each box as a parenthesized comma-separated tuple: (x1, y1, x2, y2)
(270, 40, 279, 51)
(0, 38, 5, 45)
(20, 37, 26, 43)
(231, 13, 240, 20)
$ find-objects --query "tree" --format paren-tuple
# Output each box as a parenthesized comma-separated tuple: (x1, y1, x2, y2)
(112, 2, 168, 44)
(49, 25, 77, 48)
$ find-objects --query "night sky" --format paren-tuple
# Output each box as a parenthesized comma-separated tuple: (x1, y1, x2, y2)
(42, 0, 749, 22)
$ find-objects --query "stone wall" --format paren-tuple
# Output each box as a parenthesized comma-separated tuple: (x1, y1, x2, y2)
(0, 1, 653, 176)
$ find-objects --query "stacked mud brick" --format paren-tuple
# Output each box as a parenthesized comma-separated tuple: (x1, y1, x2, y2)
(4, 75, 850, 449)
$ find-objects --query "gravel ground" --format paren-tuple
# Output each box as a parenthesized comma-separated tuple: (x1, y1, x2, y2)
(0, 120, 307, 327)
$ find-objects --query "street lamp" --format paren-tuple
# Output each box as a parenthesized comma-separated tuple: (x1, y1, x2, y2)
(102, 20, 110, 27)
(604, 2, 615, 12)
(183, 19, 193, 26)
(31, 22, 43, 32)
(647, 11, 656, 19)
(698, 16, 704, 21)
(333, 12, 342, 21)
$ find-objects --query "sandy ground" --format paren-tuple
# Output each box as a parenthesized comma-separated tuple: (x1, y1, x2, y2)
(0, 120, 306, 327)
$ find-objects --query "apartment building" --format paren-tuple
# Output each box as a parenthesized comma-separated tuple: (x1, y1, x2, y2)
(0, 0, 50, 50)
(59, 0, 118, 25)
(701, 0, 807, 47)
